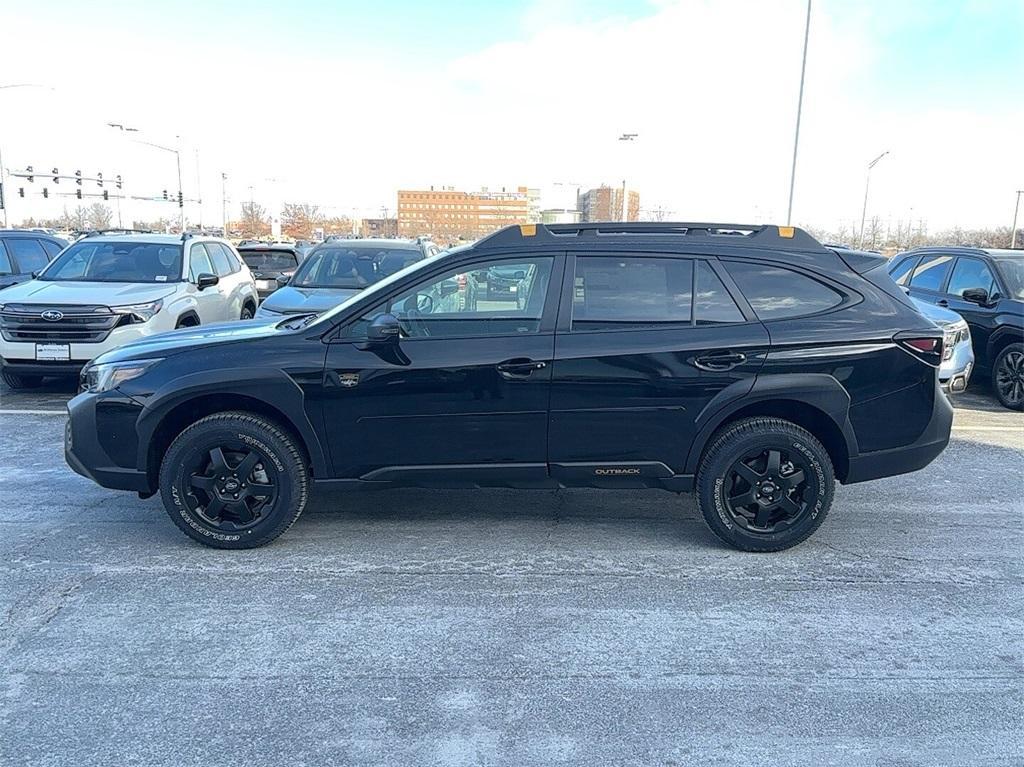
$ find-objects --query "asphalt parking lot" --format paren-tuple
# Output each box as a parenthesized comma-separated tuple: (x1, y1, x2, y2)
(1, 379, 1021, 766)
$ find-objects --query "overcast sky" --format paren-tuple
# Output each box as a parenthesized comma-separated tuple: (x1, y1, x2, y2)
(1, 0, 1021, 232)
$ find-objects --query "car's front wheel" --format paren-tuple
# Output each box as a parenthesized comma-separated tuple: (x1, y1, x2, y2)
(1, 370, 44, 389)
(240, 304, 255, 320)
(696, 417, 835, 552)
(992, 342, 1024, 410)
(159, 411, 309, 548)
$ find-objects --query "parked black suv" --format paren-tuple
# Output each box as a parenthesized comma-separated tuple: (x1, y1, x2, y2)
(888, 247, 1024, 409)
(0, 229, 68, 291)
(65, 223, 953, 551)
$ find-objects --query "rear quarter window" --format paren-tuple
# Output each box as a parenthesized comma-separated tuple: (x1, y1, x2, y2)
(724, 261, 845, 320)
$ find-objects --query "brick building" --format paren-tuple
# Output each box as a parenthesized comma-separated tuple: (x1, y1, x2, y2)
(397, 186, 531, 242)
(577, 185, 641, 222)
(359, 218, 397, 238)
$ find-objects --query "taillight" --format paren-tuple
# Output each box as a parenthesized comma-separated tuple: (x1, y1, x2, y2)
(895, 332, 944, 367)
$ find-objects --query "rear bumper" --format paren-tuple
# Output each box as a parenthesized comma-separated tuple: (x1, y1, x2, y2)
(65, 390, 152, 493)
(845, 379, 954, 484)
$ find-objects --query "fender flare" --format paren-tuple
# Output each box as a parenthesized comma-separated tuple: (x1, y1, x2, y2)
(134, 366, 330, 478)
(682, 373, 858, 476)
(174, 310, 201, 328)
(985, 325, 1024, 363)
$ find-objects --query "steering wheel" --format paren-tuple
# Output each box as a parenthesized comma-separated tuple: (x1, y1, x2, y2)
(404, 308, 431, 338)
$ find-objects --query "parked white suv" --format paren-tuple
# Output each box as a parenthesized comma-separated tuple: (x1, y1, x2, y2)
(0, 233, 258, 389)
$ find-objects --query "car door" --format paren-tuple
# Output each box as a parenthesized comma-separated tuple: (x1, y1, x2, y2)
(943, 256, 1001, 365)
(204, 242, 242, 321)
(547, 254, 768, 483)
(320, 253, 563, 481)
(905, 253, 954, 305)
(186, 243, 225, 323)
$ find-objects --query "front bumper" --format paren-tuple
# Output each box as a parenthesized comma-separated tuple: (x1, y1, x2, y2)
(938, 340, 975, 394)
(845, 378, 954, 484)
(1, 323, 160, 376)
(65, 390, 151, 493)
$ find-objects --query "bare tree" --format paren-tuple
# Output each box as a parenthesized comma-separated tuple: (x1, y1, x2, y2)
(281, 203, 324, 239)
(239, 202, 271, 238)
(86, 203, 113, 230)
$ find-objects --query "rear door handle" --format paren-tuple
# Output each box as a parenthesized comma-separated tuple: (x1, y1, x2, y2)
(496, 358, 547, 378)
(692, 351, 747, 371)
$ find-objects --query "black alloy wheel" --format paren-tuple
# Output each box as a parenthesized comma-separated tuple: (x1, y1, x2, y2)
(994, 343, 1024, 410)
(724, 447, 812, 534)
(185, 444, 278, 531)
(241, 305, 255, 320)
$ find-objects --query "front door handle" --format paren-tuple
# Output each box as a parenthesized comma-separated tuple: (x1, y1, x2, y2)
(496, 358, 547, 378)
(692, 351, 747, 372)
(935, 299, 949, 308)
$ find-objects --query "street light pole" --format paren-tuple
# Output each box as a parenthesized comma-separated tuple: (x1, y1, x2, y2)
(618, 133, 638, 221)
(785, 0, 812, 226)
(858, 151, 889, 249)
(110, 123, 185, 231)
(221, 173, 228, 236)
(1011, 190, 1023, 249)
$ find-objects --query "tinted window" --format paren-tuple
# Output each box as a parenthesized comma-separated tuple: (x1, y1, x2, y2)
(725, 261, 844, 320)
(40, 239, 64, 258)
(572, 256, 692, 329)
(294, 247, 424, 289)
(909, 255, 953, 292)
(40, 241, 183, 283)
(240, 251, 298, 271)
(947, 257, 997, 298)
(206, 242, 234, 276)
(189, 244, 216, 281)
(0, 244, 12, 274)
(695, 261, 744, 325)
(992, 256, 1024, 300)
(889, 256, 917, 286)
(6, 238, 50, 273)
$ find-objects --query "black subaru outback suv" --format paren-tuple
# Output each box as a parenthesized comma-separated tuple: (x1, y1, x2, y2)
(65, 223, 953, 551)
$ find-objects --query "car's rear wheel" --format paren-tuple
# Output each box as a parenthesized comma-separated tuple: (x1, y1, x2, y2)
(992, 342, 1024, 411)
(159, 411, 309, 549)
(1, 370, 44, 389)
(696, 417, 834, 552)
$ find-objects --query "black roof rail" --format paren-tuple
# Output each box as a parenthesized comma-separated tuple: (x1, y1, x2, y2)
(476, 221, 827, 250)
(181, 231, 196, 242)
(79, 228, 158, 238)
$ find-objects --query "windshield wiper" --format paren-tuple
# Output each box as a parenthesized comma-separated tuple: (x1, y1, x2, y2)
(276, 312, 319, 330)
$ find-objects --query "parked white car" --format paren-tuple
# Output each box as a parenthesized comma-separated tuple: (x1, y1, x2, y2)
(0, 233, 258, 389)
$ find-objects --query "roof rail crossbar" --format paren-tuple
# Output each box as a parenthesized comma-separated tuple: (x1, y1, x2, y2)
(476, 222, 826, 250)
(79, 228, 158, 238)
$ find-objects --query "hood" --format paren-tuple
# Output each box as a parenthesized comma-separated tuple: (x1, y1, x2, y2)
(90, 317, 283, 366)
(0, 279, 176, 306)
(259, 285, 362, 314)
(911, 296, 964, 327)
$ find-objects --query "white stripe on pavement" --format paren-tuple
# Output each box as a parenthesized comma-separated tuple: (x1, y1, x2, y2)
(0, 409, 66, 415)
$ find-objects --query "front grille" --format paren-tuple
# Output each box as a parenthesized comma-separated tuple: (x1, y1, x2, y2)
(0, 304, 121, 343)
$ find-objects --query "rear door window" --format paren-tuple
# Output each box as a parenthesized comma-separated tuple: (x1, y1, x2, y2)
(6, 238, 50, 274)
(909, 255, 953, 292)
(40, 239, 63, 258)
(206, 242, 234, 276)
(724, 261, 844, 320)
(572, 256, 693, 330)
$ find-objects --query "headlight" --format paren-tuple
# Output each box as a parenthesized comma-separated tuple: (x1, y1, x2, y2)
(110, 299, 163, 323)
(82, 359, 162, 393)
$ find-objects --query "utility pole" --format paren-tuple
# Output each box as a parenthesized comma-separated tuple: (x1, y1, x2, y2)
(858, 151, 889, 248)
(1011, 190, 1023, 249)
(785, 0, 812, 225)
(194, 148, 202, 230)
(618, 133, 638, 221)
(221, 173, 228, 236)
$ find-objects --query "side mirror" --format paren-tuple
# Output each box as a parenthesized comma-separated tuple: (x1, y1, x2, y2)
(961, 287, 989, 306)
(276, 275, 291, 287)
(196, 272, 219, 291)
(366, 313, 401, 344)
(513, 270, 526, 280)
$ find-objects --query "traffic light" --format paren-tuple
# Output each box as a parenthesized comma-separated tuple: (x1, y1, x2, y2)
(25, 166, 34, 183)
(96, 172, 103, 188)
(162, 189, 168, 201)
(42, 188, 49, 199)
(177, 191, 183, 206)
(75, 170, 82, 185)
(76, 189, 82, 200)
(52, 168, 60, 184)
(103, 190, 109, 201)
(18, 188, 25, 198)
(115, 174, 122, 190)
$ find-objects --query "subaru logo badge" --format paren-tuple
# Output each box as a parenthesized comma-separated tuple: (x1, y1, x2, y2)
(41, 310, 64, 322)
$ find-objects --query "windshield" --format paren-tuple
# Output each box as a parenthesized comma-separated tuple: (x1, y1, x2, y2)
(39, 241, 183, 283)
(240, 251, 298, 271)
(292, 247, 424, 289)
(993, 257, 1024, 300)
